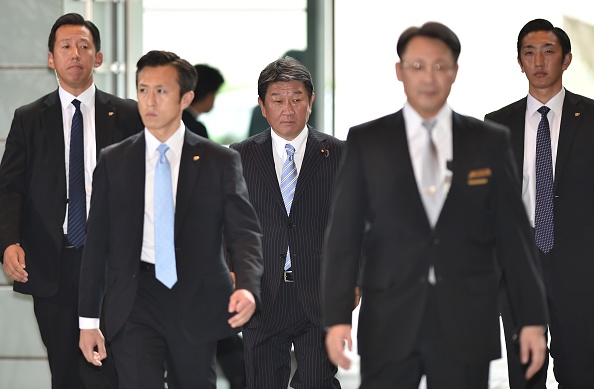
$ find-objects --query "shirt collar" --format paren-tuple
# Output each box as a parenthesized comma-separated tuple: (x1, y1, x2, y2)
(145, 120, 186, 159)
(403, 102, 452, 132)
(527, 88, 565, 118)
(59, 84, 96, 110)
(271, 125, 309, 159)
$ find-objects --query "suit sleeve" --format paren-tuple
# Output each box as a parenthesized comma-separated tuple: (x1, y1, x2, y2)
(221, 150, 263, 300)
(78, 150, 110, 319)
(322, 129, 367, 327)
(492, 127, 548, 327)
(0, 108, 27, 255)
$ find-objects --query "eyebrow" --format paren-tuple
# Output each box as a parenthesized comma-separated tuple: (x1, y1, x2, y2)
(270, 90, 304, 96)
(522, 42, 556, 49)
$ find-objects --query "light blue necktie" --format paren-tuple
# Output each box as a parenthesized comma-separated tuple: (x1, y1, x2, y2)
(154, 144, 177, 288)
(68, 99, 86, 248)
(535, 106, 554, 253)
(280, 144, 297, 270)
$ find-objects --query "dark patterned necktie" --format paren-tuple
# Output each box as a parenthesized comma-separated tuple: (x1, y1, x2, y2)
(67, 99, 86, 248)
(534, 106, 554, 253)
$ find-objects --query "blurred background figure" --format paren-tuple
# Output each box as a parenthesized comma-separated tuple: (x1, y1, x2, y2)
(182, 64, 225, 138)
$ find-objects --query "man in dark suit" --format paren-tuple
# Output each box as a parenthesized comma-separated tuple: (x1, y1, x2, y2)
(181, 63, 247, 389)
(0, 13, 142, 389)
(323, 22, 548, 389)
(230, 56, 347, 388)
(182, 64, 224, 139)
(485, 18, 594, 389)
(78, 50, 263, 389)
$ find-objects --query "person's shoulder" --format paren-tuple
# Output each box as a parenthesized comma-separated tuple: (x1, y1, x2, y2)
(15, 90, 58, 113)
(484, 97, 525, 121)
(229, 130, 269, 152)
(566, 90, 594, 109)
(96, 89, 138, 110)
(101, 131, 143, 156)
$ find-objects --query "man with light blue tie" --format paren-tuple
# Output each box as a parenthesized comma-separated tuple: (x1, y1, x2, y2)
(78, 50, 263, 389)
(230, 56, 351, 389)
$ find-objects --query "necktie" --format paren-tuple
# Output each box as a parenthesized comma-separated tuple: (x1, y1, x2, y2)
(280, 144, 298, 270)
(154, 144, 177, 288)
(535, 106, 554, 253)
(68, 99, 86, 248)
(421, 120, 441, 227)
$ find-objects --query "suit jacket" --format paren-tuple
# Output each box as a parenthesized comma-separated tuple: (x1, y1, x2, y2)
(182, 109, 209, 138)
(230, 126, 344, 328)
(323, 110, 548, 364)
(485, 90, 594, 295)
(0, 88, 143, 297)
(78, 129, 263, 344)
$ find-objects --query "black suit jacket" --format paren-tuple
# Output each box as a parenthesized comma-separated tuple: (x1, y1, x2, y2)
(182, 109, 208, 138)
(485, 90, 594, 295)
(323, 110, 547, 364)
(0, 88, 143, 297)
(78, 129, 263, 344)
(230, 126, 344, 328)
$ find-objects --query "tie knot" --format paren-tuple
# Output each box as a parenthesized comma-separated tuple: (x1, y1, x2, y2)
(72, 99, 81, 110)
(157, 143, 169, 162)
(422, 120, 437, 132)
(285, 144, 295, 158)
(538, 106, 550, 117)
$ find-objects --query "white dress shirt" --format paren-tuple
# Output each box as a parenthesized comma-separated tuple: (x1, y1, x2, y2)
(270, 126, 309, 183)
(522, 88, 564, 227)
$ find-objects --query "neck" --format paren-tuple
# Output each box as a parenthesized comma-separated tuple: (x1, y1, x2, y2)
(529, 84, 563, 105)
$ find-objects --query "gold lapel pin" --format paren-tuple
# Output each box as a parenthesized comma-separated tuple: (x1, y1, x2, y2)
(193, 155, 200, 161)
(108, 112, 115, 116)
(575, 112, 581, 117)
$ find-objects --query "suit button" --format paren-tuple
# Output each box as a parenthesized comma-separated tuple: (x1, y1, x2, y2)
(419, 276, 426, 284)
(287, 223, 295, 228)
(132, 273, 138, 279)
(432, 238, 440, 245)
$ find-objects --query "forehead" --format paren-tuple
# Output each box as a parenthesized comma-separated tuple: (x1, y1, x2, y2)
(401, 36, 454, 61)
(266, 80, 307, 96)
(521, 30, 560, 48)
(55, 24, 93, 42)
(138, 65, 179, 86)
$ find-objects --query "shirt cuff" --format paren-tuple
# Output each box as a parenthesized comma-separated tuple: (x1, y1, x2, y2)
(79, 317, 100, 329)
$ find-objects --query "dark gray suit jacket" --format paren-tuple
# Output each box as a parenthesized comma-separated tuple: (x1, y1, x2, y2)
(485, 89, 594, 294)
(230, 126, 344, 328)
(78, 130, 263, 344)
(0, 88, 143, 297)
(323, 110, 548, 364)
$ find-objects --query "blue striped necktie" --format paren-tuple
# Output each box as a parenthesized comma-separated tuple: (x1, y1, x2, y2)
(280, 144, 297, 270)
(535, 106, 554, 253)
(67, 99, 86, 248)
(154, 144, 177, 288)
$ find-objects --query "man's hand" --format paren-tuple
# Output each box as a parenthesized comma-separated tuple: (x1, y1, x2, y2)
(325, 324, 353, 370)
(3, 244, 28, 283)
(79, 329, 107, 366)
(519, 325, 547, 380)
(228, 289, 256, 328)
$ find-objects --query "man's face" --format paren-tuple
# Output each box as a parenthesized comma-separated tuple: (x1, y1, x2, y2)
(137, 65, 193, 139)
(518, 30, 570, 94)
(258, 80, 314, 141)
(48, 24, 103, 96)
(396, 36, 458, 119)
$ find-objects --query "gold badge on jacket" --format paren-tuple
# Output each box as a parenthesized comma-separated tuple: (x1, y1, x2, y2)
(467, 167, 491, 186)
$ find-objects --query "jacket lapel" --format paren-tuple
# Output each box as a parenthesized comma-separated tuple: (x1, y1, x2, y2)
(94, 89, 116, 156)
(42, 91, 67, 195)
(174, 130, 202, 239)
(251, 130, 286, 211)
(554, 90, 581, 192)
(293, 126, 325, 204)
(506, 99, 528, 174)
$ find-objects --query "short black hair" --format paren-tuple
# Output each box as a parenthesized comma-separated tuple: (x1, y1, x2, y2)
(517, 18, 571, 60)
(396, 22, 461, 63)
(48, 13, 101, 53)
(192, 64, 225, 103)
(136, 50, 197, 99)
(257, 56, 314, 103)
